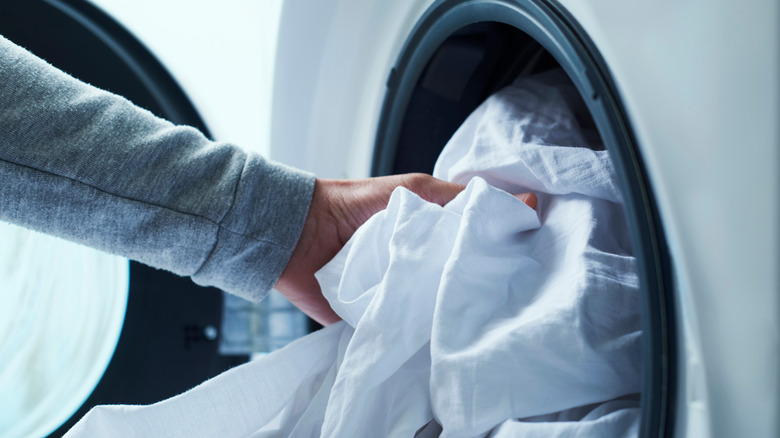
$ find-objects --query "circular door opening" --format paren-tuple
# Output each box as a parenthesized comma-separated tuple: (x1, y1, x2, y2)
(373, 1, 675, 436)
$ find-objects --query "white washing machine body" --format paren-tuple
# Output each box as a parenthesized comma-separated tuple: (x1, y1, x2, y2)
(41, 0, 780, 436)
(265, 1, 779, 437)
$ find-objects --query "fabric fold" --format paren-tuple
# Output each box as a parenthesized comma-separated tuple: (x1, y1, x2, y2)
(66, 69, 640, 437)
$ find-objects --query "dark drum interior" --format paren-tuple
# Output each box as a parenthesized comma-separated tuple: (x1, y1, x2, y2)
(389, 22, 600, 176)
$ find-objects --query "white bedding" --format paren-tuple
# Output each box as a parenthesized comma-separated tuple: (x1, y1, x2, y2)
(65, 70, 641, 437)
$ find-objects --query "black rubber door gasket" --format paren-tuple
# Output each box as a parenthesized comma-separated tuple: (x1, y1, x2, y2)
(373, 1, 676, 436)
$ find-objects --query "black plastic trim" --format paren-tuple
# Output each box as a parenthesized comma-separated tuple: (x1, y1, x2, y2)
(542, 3, 678, 435)
(372, 1, 676, 436)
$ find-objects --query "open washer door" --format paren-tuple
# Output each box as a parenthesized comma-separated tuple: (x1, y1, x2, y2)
(0, 1, 246, 436)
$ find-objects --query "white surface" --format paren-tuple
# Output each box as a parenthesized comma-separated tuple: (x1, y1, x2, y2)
(556, 1, 780, 436)
(84, 1, 780, 435)
(272, 0, 780, 436)
(271, 0, 430, 177)
(491, 400, 640, 438)
(63, 71, 641, 438)
(63, 323, 343, 438)
(0, 223, 128, 438)
(88, 0, 284, 156)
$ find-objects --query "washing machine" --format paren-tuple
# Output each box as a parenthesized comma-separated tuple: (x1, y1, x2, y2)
(1, 0, 777, 437)
(267, 0, 778, 437)
(0, 1, 250, 437)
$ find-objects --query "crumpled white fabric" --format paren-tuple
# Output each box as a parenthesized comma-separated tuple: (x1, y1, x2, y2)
(65, 70, 640, 437)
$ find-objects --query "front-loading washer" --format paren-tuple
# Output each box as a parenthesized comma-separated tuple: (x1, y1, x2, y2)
(1, 0, 777, 437)
(269, 0, 779, 437)
(0, 1, 248, 436)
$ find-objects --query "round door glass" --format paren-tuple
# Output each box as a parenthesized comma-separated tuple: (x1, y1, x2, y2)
(0, 223, 128, 438)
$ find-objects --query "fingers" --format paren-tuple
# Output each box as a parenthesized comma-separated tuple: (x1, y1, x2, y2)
(401, 173, 538, 211)
(403, 174, 465, 207)
(515, 192, 538, 210)
(325, 174, 466, 237)
(276, 175, 463, 325)
(276, 175, 538, 326)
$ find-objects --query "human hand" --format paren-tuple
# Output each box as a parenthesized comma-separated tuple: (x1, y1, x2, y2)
(275, 173, 537, 325)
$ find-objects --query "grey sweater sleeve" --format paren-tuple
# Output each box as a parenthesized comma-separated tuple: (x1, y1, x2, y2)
(0, 35, 315, 302)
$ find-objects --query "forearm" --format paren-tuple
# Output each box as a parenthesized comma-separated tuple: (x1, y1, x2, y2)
(0, 35, 315, 301)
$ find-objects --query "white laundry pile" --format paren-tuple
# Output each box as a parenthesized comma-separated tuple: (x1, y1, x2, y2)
(65, 70, 641, 437)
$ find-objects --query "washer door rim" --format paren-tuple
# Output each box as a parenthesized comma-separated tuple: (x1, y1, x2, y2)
(372, 1, 676, 436)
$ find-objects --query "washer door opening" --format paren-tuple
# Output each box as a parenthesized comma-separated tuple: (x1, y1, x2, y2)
(373, 1, 675, 436)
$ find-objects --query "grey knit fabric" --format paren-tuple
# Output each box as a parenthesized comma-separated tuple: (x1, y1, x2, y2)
(0, 35, 315, 302)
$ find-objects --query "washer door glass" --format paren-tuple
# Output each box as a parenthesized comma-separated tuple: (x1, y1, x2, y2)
(0, 223, 128, 438)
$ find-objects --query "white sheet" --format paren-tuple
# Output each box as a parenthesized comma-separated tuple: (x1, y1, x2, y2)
(65, 70, 640, 437)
